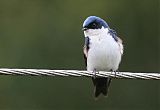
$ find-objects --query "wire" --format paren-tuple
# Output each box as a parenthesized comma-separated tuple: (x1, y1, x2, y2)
(0, 68, 159, 80)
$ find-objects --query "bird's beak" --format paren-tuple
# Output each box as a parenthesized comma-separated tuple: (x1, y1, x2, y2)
(82, 27, 88, 31)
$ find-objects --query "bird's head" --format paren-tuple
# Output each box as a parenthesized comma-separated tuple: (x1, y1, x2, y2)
(82, 16, 109, 36)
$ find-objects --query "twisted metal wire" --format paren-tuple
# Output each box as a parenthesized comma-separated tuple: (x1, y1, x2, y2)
(0, 68, 159, 80)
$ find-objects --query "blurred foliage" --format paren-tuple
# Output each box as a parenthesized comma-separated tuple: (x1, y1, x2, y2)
(0, 0, 159, 110)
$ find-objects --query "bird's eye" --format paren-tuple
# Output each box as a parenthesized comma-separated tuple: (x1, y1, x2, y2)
(92, 23, 96, 27)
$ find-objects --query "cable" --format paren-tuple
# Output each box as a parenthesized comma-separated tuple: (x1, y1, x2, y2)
(0, 68, 159, 80)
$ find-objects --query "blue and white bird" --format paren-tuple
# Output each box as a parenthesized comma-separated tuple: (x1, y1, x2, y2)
(82, 16, 123, 98)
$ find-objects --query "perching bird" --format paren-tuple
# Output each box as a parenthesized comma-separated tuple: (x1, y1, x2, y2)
(82, 16, 123, 99)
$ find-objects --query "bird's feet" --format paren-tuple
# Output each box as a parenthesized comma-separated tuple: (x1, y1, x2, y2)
(115, 70, 120, 78)
(110, 69, 119, 78)
(92, 69, 98, 79)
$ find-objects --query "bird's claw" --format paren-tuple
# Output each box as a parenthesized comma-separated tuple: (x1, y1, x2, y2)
(110, 69, 119, 78)
(92, 69, 98, 79)
(114, 71, 117, 77)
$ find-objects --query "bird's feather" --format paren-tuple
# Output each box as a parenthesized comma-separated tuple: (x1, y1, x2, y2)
(92, 77, 112, 98)
(83, 36, 90, 66)
(109, 29, 123, 55)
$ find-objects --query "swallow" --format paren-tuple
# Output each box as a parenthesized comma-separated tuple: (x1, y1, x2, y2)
(82, 16, 123, 99)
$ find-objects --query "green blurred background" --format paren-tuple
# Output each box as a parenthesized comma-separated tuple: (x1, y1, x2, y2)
(0, 0, 159, 110)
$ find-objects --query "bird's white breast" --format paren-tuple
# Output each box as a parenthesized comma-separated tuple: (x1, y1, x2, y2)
(86, 31, 122, 72)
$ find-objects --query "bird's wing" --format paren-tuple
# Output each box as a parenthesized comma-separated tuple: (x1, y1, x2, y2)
(117, 37, 124, 55)
(83, 36, 90, 66)
(109, 29, 124, 55)
(108, 29, 118, 41)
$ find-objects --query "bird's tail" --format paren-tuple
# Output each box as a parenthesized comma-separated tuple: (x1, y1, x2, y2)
(92, 77, 112, 98)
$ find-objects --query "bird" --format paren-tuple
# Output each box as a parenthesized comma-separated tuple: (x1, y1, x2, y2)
(82, 16, 123, 99)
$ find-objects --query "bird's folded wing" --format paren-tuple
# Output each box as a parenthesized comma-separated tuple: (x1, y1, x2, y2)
(117, 37, 124, 55)
(83, 36, 90, 66)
